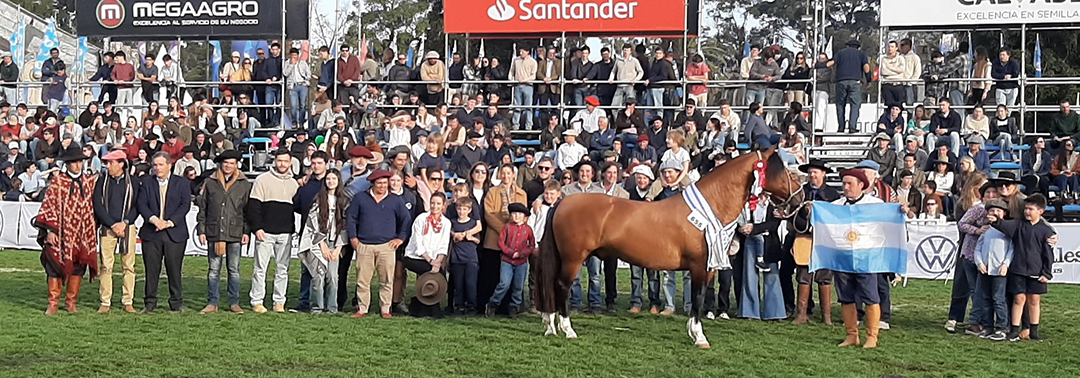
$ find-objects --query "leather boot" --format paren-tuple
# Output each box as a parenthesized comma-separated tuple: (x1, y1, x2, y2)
(837, 304, 860, 347)
(863, 304, 881, 348)
(65, 276, 83, 313)
(45, 278, 62, 316)
(792, 284, 811, 324)
(819, 285, 833, 325)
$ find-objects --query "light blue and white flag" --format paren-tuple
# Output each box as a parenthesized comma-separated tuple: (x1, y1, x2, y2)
(1034, 34, 1043, 78)
(9, 15, 26, 68)
(810, 202, 908, 275)
(34, 18, 58, 76)
(73, 37, 88, 76)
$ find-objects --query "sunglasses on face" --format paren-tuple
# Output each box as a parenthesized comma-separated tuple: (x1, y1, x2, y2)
(429, 177, 443, 181)
(538, 166, 553, 171)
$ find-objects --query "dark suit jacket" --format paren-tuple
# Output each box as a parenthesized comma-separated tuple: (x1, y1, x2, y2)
(137, 175, 192, 243)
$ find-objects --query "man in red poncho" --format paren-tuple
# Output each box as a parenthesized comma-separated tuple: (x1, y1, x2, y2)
(36, 144, 98, 315)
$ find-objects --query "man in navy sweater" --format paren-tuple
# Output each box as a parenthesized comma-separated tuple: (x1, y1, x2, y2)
(928, 98, 963, 154)
(347, 169, 412, 318)
(260, 43, 284, 126)
(991, 48, 1021, 109)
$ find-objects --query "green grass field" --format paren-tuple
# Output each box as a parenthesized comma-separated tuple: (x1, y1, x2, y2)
(2, 250, 1079, 378)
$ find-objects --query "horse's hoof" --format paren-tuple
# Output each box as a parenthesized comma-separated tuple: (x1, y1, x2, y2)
(544, 330, 557, 336)
(696, 342, 711, 349)
(565, 332, 578, 339)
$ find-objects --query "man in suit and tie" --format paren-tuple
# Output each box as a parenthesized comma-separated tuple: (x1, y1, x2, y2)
(137, 151, 191, 313)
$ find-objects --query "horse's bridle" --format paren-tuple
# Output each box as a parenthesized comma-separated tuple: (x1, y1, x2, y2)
(753, 151, 805, 219)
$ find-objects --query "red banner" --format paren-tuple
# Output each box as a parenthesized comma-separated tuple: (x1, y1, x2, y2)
(445, 0, 688, 35)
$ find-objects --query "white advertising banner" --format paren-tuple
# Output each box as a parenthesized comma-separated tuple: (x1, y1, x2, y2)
(906, 222, 1080, 284)
(882, 0, 1080, 27)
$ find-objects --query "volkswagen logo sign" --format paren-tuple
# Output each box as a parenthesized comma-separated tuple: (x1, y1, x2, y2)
(915, 235, 957, 274)
(97, 0, 125, 29)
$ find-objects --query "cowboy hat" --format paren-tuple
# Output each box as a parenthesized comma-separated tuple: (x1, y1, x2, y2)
(214, 149, 243, 164)
(58, 145, 87, 162)
(415, 272, 447, 305)
(798, 159, 832, 174)
(563, 129, 580, 137)
(991, 171, 1021, 185)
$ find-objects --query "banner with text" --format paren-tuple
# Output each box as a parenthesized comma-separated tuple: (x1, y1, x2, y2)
(882, 0, 1080, 27)
(445, 0, 696, 35)
(76, 0, 290, 39)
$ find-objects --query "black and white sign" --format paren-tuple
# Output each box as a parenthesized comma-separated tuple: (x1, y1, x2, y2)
(77, 0, 292, 39)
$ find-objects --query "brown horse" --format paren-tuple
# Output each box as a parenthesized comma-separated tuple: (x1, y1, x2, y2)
(534, 147, 803, 347)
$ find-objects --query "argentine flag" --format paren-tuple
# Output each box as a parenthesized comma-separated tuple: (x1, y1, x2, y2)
(810, 202, 908, 275)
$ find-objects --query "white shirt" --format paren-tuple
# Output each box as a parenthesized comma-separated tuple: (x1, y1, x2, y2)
(530, 203, 551, 248)
(387, 127, 411, 150)
(570, 108, 605, 133)
(661, 148, 691, 167)
(831, 194, 884, 206)
(404, 212, 451, 260)
(556, 142, 588, 171)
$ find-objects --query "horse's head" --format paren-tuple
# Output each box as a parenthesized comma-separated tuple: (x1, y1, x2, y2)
(762, 148, 805, 217)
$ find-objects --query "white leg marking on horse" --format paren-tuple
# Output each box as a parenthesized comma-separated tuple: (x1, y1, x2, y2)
(558, 314, 578, 339)
(543, 313, 558, 336)
(688, 318, 710, 348)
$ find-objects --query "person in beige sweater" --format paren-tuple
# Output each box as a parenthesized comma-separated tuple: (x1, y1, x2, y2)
(509, 48, 538, 130)
(879, 40, 907, 108)
(420, 51, 447, 105)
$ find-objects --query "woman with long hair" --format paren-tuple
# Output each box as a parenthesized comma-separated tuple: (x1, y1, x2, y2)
(321, 131, 344, 166)
(466, 161, 492, 203)
(907, 104, 932, 148)
(461, 57, 481, 98)
(916, 195, 946, 223)
(297, 169, 349, 314)
(143, 100, 165, 127)
(416, 105, 438, 131)
(928, 159, 955, 214)
(1050, 138, 1080, 193)
(782, 52, 811, 105)
(948, 173, 994, 331)
(78, 102, 100, 129)
(1021, 137, 1053, 195)
(778, 124, 807, 166)
(953, 156, 977, 198)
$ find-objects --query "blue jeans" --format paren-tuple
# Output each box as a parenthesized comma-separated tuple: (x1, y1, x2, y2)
(992, 133, 1014, 160)
(738, 235, 786, 320)
(297, 264, 312, 310)
(925, 132, 961, 155)
(1053, 174, 1080, 193)
(264, 87, 280, 125)
(207, 242, 241, 307)
(309, 259, 339, 314)
(573, 86, 591, 106)
(972, 273, 1008, 330)
(489, 261, 529, 308)
(947, 257, 978, 322)
(905, 86, 916, 106)
(745, 89, 767, 106)
(835, 80, 862, 132)
(647, 88, 665, 121)
(663, 271, 691, 313)
(570, 256, 602, 309)
(629, 265, 662, 309)
(289, 85, 309, 127)
(512, 85, 534, 130)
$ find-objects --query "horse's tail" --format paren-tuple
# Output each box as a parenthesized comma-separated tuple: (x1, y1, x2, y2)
(534, 200, 563, 314)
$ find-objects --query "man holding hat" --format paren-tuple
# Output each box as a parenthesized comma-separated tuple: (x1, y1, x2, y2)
(789, 159, 841, 325)
(36, 145, 98, 315)
(248, 149, 300, 313)
(868, 133, 898, 186)
(196, 149, 251, 314)
(556, 129, 587, 172)
(136, 151, 191, 313)
(92, 149, 141, 313)
(346, 169, 412, 318)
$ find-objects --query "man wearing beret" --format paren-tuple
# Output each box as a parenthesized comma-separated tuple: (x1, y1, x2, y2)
(93, 150, 141, 313)
(336, 145, 375, 310)
(196, 150, 251, 314)
(347, 169, 412, 318)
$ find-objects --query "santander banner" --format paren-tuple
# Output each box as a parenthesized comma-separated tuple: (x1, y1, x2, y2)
(445, 0, 688, 34)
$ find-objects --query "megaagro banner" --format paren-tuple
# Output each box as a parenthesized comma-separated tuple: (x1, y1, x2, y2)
(77, 0, 285, 39)
(445, 0, 692, 35)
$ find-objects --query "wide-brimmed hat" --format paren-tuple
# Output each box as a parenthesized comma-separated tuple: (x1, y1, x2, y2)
(59, 145, 87, 162)
(214, 149, 243, 163)
(798, 159, 832, 174)
(845, 39, 861, 47)
(873, 132, 891, 143)
(424, 51, 440, 60)
(992, 171, 1021, 185)
(415, 272, 447, 305)
(933, 158, 952, 166)
(182, 145, 200, 155)
(572, 160, 597, 174)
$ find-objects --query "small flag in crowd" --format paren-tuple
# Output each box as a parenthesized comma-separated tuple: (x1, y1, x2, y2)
(742, 41, 750, 59)
(209, 40, 222, 82)
(479, 39, 486, 58)
(810, 202, 908, 275)
(824, 36, 833, 59)
(406, 41, 415, 68)
(1034, 34, 1043, 78)
(73, 37, 88, 76)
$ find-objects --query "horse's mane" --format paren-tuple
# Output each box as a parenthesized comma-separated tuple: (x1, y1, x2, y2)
(692, 148, 784, 223)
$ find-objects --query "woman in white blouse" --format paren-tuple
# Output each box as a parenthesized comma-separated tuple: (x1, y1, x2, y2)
(415, 105, 439, 132)
(928, 159, 955, 215)
(402, 193, 452, 277)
